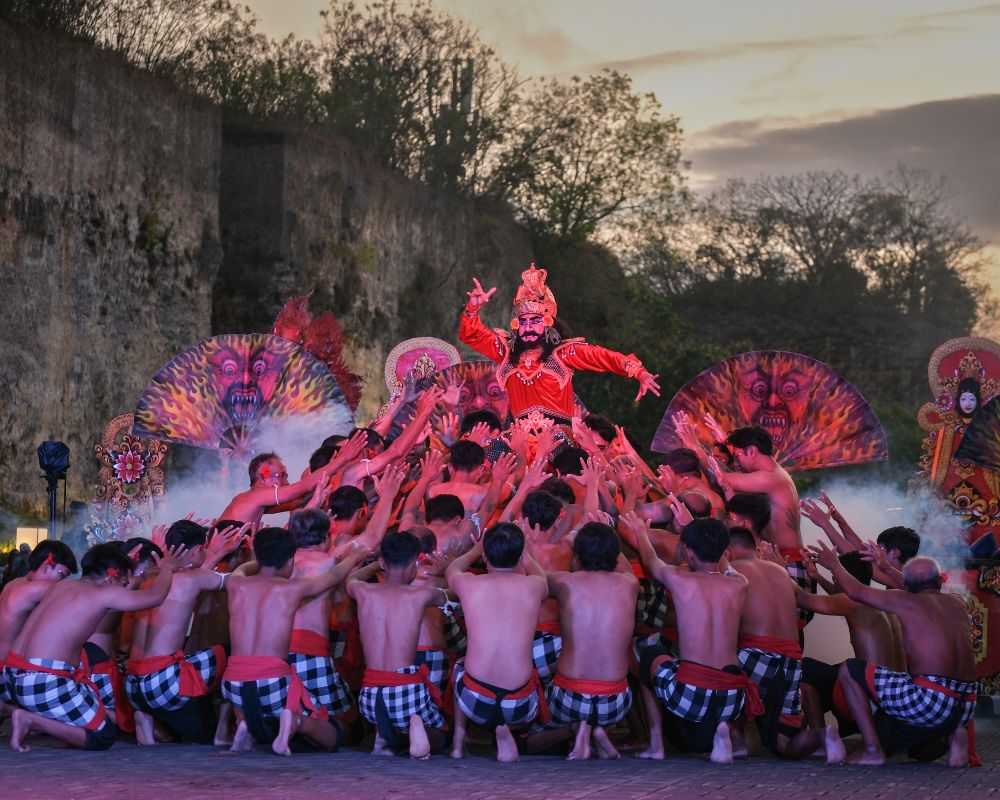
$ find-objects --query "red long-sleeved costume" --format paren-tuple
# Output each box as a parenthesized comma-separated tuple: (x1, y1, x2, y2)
(459, 306, 644, 421)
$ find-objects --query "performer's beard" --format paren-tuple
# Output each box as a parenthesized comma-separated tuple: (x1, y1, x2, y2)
(510, 327, 560, 364)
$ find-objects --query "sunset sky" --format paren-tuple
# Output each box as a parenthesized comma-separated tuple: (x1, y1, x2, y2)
(249, 1, 1000, 284)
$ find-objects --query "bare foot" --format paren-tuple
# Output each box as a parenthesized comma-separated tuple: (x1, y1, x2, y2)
(846, 745, 886, 766)
(450, 741, 466, 759)
(10, 710, 32, 753)
(824, 724, 846, 765)
(637, 743, 665, 760)
(947, 726, 969, 768)
(593, 727, 621, 760)
(372, 733, 395, 757)
(408, 714, 431, 760)
(134, 711, 157, 747)
(272, 709, 300, 757)
(495, 725, 520, 762)
(730, 726, 749, 759)
(214, 703, 234, 746)
(710, 721, 733, 764)
(230, 720, 253, 753)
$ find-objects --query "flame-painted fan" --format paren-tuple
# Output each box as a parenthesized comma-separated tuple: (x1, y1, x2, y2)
(132, 334, 354, 456)
(652, 350, 888, 471)
(954, 396, 1000, 471)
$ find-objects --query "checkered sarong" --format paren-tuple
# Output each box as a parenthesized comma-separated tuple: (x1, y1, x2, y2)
(636, 579, 669, 629)
(652, 659, 745, 724)
(221, 675, 292, 718)
(452, 659, 541, 728)
(288, 652, 352, 716)
(781, 549, 816, 626)
(546, 676, 632, 727)
(0, 663, 14, 704)
(125, 648, 221, 712)
(865, 664, 977, 729)
(9, 656, 108, 731)
(359, 665, 446, 733)
(532, 628, 562, 682)
(415, 648, 452, 696)
(738, 646, 802, 719)
(442, 615, 468, 656)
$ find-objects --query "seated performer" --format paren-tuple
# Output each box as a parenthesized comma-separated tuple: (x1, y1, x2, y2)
(460, 266, 659, 427)
(546, 522, 638, 761)
(351, 532, 449, 759)
(7, 543, 183, 752)
(428, 441, 491, 510)
(446, 522, 549, 762)
(0, 541, 78, 718)
(126, 520, 241, 745)
(286, 510, 353, 720)
(222, 528, 366, 756)
(628, 514, 762, 764)
(727, 528, 844, 762)
(813, 544, 977, 766)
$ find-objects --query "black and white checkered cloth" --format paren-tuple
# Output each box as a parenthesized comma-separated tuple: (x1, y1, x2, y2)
(738, 646, 802, 720)
(442, 616, 468, 656)
(414, 648, 452, 696)
(125, 648, 221, 712)
(288, 652, 352, 716)
(868, 666, 977, 728)
(546, 682, 632, 727)
(9, 657, 109, 731)
(783, 556, 816, 625)
(0, 666, 14, 704)
(452, 659, 539, 728)
(636, 579, 669, 629)
(358, 665, 446, 732)
(651, 659, 745, 724)
(221, 675, 293, 718)
(531, 630, 562, 682)
(330, 630, 347, 661)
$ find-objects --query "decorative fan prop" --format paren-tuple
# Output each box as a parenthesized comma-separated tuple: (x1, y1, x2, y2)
(132, 334, 354, 460)
(652, 350, 888, 472)
(955, 397, 1000, 472)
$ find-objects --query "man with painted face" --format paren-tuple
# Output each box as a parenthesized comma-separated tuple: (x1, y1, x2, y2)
(459, 265, 660, 426)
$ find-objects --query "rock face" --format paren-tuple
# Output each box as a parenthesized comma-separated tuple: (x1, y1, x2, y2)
(0, 23, 532, 519)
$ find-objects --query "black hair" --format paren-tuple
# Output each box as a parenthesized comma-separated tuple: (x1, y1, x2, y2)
(248, 452, 279, 484)
(253, 527, 297, 569)
(662, 448, 701, 476)
(211, 519, 249, 560)
(121, 538, 164, 565)
(380, 531, 422, 567)
(839, 551, 873, 586)
(404, 526, 437, 555)
(727, 526, 757, 550)
(321, 434, 346, 450)
(165, 520, 209, 550)
(28, 540, 78, 574)
(539, 476, 575, 506)
(552, 446, 588, 477)
(82, 543, 136, 578)
(583, 414, 616, 444)
(461, 410, 503, 434)
(876, 526, 921, 564)
(309, 445, 335, 472)
(450, 440, 486, 472)
(680, 518, 730, 565)
(727, 426, 773, 456)
(425, 494, 465, 523)
(351, 427, 386, 450)
(328, 485, 368, 521)
(289, 509, 331, 547)
(727, 492, 771, 535)
(573, 522, 620, 572)
(522, 491, 562, 532)
(483, 522, 524, 569)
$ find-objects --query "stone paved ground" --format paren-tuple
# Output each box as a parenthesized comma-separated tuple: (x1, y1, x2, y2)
(0, 719, 998, 800)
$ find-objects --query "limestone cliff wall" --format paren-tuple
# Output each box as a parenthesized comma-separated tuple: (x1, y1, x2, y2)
(0, 23, 532, 520)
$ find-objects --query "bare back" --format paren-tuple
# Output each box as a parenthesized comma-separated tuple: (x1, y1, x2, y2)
(226, 575, 306, 658)
(895, 591, 976, 679)
(130, 569, 222, 659)
(553, 571, 638, 681)
(665, 570, 747, 668)
(532, 541, 573, 626)
(291, 549, 337, 635)
(0, 578, 56, 657)
(351, 582, 436, 670)
(844, 602, 905, 669)
(732, 557, 799, 642)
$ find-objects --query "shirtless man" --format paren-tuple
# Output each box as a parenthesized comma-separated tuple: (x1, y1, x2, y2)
(286, 510, 353, 719)
(351, 532, 449, 759)
(126, 520, 242, 745)
(727, 528, 845, 762)
(545, 522, 638, 760)
(428, 441, 490, 510)
(0, 542, 78, 718)
(814, 543, 977, 766)
(7, 543, 183, 752)
(222, 527, 366, 756)
(628, 514, 760, 764)
(639, 449, 725, 523)
(447, 522, 549, 762)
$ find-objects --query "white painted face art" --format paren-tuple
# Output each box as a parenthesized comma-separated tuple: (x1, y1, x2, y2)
(959, 391, 978, 415)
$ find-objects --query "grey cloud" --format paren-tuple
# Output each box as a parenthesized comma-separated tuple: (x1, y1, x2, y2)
(687, 94, 1000, 245)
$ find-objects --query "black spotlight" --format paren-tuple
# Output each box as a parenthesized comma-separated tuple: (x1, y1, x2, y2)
(38, 441, 70, 539)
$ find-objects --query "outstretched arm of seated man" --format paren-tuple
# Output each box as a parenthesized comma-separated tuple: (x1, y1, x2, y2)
(622, 511, 676, 586)
(445, 534, 484, 589)
(811, 541, 913, 613)
(101, 546, 186, 612)
(294, 547, 370, 602)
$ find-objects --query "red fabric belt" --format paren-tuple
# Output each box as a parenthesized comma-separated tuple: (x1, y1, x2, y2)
(362, 664, 445, 710)
(553, 673, 628, 695)
(126, 646, 227, 697)
(738, 635, 803, 660)
(6, 651, 107, 731)
(289, 629, 332, 658)
(463, 670, 551, 724)
(675, 661, 765, 721)
(224, 655, 328, 721)
(535, 620, 561, 636)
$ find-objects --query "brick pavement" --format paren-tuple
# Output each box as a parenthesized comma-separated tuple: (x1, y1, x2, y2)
(0, 718, 998, 799)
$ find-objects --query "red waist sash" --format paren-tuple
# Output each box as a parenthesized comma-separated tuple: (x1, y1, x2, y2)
(362, 664, 445, 709)
(126, 646, 227, 697)
(535, 620, 561, 636)
(462, 670, 551, 724)
(554, 673, 628, 696)
(675, 661, 765, 721)
(223, 655, 328, 721)
(6, 651, 107, 731)
(737, 635, 803, 660)
(289, 629, 332, 658)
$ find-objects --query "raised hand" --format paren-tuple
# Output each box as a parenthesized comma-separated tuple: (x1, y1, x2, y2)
(671, 411, 699, 449)
(533, 426, 558, 463)
(667, 493, 694, 529)
(150, 523, 169, 550)
(336, 430, 370, 464)
(492, 452, 518, 485)
(372, 463, 407, 500)
(437, 411, 461, 447)
(656, 464, 678, 494)
(860, 539, 891, 571)
(620, 510, 651, 543)
(419, 448, 447, 484)
(440, 373, 466, 408)
(467, 421, 493, 447)
(818, 490, 842, 521)
(703, 413, 727, 444)
(808, 540, 840, 571)
(521, 456, 548, 491)
(206, 523, 248, 560)
(155, 543, 187, 573)
(757, 540, 785, 566)
(635, 370, 661, 402)
(466, 277, 497, 309)
(580, 456, 604, 488)
(799, 498, 832, 527)
(416, 386, 445, 415)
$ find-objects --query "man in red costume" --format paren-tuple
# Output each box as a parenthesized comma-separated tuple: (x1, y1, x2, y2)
(459, 266, 660, 426)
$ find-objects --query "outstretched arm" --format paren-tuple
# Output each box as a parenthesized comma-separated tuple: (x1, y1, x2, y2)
(459, 277, 504, 362)
(811, 541, 912, 614)
(296, 548, 368, 601)
(622, 511, 674, 585)
(559, 343, 659, 400)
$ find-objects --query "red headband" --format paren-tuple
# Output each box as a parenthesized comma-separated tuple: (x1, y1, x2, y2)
(106, 567, 120, 578)
(43, 554, 56, 567)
